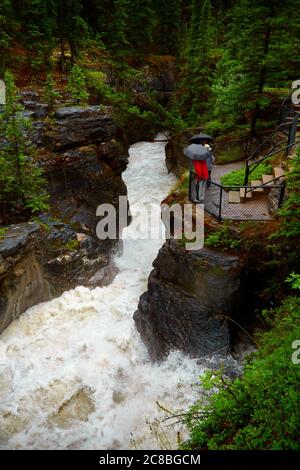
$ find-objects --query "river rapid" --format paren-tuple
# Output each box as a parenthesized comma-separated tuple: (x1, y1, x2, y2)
(0, 136, 203, 450)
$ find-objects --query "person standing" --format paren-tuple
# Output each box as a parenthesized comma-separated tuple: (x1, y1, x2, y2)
(203, 142, 215, 189)
(192, 159, 209, 203)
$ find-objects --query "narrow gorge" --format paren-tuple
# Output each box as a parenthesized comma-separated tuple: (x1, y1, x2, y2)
(0, 135, 214, 450)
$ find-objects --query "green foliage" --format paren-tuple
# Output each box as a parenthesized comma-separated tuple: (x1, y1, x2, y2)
(43, 74, 61, 111)
(184, 295, 300, 450)
(65, 238, 79, 251)
(285, 273, 300, 291)
(153, 0, 181, 55)
(275, 149, 300, 238)
(220, 162, 273, 187)
(59, 0, 89, 68)
(15, 0, 57, 70)
(0, 227, 8, 239)
(204, 119, 235, 137)
(0, 0, 13, 71)
(86, 64, 183, 132)
(67, 65, 89, 104)
(215, 146, 243, 165)
(205, 221, 241, 250)
(0, 71, 49, 219)
(209, 0, 300, 134)
(32, 216, 51, 233)
(173, 0, 217, 126)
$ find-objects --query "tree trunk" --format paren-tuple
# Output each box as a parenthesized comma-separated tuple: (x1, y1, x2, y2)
(250, 23, 271, 137)
(59, 0, 66, 74)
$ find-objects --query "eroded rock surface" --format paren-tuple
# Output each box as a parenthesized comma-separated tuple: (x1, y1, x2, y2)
(134, 240, 244, 360)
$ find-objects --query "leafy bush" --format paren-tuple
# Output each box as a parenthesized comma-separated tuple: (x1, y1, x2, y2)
(43, 74, 61, 111)
(0, 71, 49, 220)
(205, 221, 241, 250)
(286, 272, 300, 290)
(67, 65, 89, 105)
(65, 238, 79, 251)
(0, 227, 7, 239)
(221, 162, 273, 187)
(275, 149, 300, 238)
(204, 119, 235, 137)
(183, 294, 300, 450)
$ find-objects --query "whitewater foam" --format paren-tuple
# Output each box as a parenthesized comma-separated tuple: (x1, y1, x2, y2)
(0, 136, 203, 450)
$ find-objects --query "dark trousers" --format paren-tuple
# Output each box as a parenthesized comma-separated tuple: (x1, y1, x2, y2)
(207, 171, 211, 189)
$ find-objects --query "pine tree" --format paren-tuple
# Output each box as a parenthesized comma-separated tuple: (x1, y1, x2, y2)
(174, 0, 216, 125)
(210, 0, 300, 136)
(108, 0, 131, 53)
(154, 0, 182, 55)
(67, 65, 89, 104)
(14, 0, 57, 72)
(43, 74, 61, 111)
(0, 0, 14, 72)
(0, 71, 49, 219)
(57, 0, 89, 72)
(126, 0, 157, 54)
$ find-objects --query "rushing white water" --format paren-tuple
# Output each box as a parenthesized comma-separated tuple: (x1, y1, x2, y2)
(0, 136, 203, 450)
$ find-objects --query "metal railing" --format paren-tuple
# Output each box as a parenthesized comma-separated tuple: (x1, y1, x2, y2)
(189, 171, 286, 221)
(205, 180, 285, 222)
(245, 95, 298, 160)
(244, 140, 298, 186)
(188, 94, 298, 221)
(243, 96, 298, 186)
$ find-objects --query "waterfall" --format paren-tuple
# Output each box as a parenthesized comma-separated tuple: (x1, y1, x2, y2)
(0, 135, 202, 450)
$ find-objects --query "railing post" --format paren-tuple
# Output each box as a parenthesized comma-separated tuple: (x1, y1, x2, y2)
(244, 139, 249, 159)
(218, 186, 223, 221)
(244, 161, 249, 186)
(278, 180, 286, 208)
(286, 124, 292, 156)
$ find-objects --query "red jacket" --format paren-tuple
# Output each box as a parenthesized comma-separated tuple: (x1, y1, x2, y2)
(193, 160, 209, 181)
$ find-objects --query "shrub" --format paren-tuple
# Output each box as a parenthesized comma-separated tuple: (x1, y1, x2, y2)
(43, 74, 61, 111)
(183, 294, 300, 450)
(67, 65, 89, 105)
(205, 221, 241, 250)
(220, 162, 273, 187)
(275, 149, 300, 238)
(0, 71, 49, 220)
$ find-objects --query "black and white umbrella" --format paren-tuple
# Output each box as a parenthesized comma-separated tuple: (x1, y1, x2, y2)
(184, 144, 211, 161)
(190, 133, 213, 144)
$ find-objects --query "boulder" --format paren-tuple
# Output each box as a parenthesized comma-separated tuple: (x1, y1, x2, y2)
(45, 106, 121, 151)
(45, 144, 127, 233)
(0, 102, 131, 333)
(134, 240, 244, 360)
(0, 218, 117, 333)
(22, 100, 49, 119)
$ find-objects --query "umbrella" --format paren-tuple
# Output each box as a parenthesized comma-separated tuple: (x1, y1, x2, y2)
(190, 133, 213, 144)
(184, 144, 211, 161)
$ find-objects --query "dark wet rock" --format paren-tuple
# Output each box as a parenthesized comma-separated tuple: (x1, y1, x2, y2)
(97, 139, 129, 173)
(22, 100, 49, 119)
(0, 220, 116, 333)
(46, 144, 127, 233)
(165, 128, 203, 177)
(0, 99, 131, 333)
(134, 240, 244, 361)
(31, 121, 48, 146)
(0, 223, 40, 259)
(19, 90, 40, 100)
(45, 106, 120, 151)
